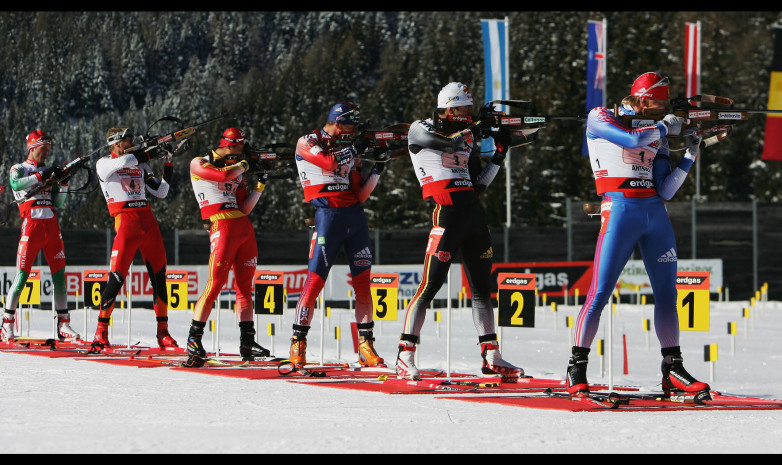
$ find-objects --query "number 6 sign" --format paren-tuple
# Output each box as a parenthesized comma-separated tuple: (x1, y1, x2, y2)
(676, 271, 710, 331)
(497, 273, 536, 328)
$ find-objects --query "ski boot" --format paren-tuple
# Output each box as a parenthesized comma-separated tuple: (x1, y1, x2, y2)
(566, 346, 590, 397)
(661, 348, 710, 400)
(57, 313, 80, 341)
(182, 321, 206, 368)
(395, 340, 420, 380)
(1, 313, 16, 342)
(480, 340, 524, 378)
(239, 322, 271, 361)
(90, 319, 111, 353)
(289, 334, 307, 367)
(156, 318, 179, 349)
(358, 335, 386, 367)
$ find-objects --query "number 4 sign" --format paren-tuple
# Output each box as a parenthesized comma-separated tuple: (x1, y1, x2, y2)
(254, 271, 284, 315)
(497, 273, 536, 328)
(676, 271, 710, 331)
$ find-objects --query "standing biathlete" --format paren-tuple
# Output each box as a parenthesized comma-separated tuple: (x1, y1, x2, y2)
(2, 130, 79, 341)
(91, 127, 177, 352)
(183, 127, 271, 367)
(567, 72, 710, 397)
(395, 82, 522, 380)
(290, 102, 386, 367)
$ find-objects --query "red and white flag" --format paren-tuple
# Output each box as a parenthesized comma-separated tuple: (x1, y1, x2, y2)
(685, 22, 701, 99)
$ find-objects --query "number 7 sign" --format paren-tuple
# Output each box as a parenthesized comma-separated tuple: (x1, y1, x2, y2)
(676, 271, 710, 331)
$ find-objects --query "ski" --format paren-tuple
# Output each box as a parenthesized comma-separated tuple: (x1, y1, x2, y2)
(543, 388, 712, 408)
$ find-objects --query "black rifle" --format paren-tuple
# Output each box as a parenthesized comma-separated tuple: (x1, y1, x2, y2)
(621, 94, 782, 147)
(16, 143, 106, 204)
(475, 100, 586, 149)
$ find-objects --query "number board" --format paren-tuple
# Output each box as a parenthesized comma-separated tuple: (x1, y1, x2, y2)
(676, 271, 710, 331)
(254, 270, 284, 315)
(83, 270, 108, 308)
(497, 273, 536, 328)
(19, 269, 41, 305)
(165, 270, 189, 310)
(370, 273, 399, 321)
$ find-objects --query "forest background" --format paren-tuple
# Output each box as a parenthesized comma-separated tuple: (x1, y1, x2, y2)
(1, 11, 780, 233)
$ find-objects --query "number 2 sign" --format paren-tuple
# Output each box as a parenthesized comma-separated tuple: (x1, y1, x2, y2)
(497, 273, 536, 328)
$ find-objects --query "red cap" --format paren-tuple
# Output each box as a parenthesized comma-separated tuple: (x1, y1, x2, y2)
(219, 127, 246, 147)
(26, 130, 52, 150)
(630, 72, 669, 100)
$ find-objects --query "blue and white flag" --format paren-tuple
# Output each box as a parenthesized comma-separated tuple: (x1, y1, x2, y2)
(481, 18, 509, 155)
(583, 19, 607, 156)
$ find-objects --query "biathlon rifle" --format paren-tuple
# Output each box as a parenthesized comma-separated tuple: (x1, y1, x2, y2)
(125, 114, 226, 157)
(621, 94, 782, 147)
(327, 122, 411, 162)
(242, 142, 298, 178)
(475, 100, 586, 148)
(16, 143, 107, 203)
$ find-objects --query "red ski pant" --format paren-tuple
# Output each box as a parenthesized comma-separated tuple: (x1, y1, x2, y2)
(193, 216, 257, 323)
(100, 209, 168, 319)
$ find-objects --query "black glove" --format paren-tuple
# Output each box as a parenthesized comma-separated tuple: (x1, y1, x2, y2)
(151, 143, 173, 159)
(40, 166, 64, 181)
(352, 135, 371, 155)
(372, 147, 388, 174)
(132, 150, 150, 164)
(491, 127, 511, 165)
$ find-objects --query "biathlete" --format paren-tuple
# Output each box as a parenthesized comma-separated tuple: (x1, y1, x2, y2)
(91, 127, 177, 352)
(289, 102, 387, 368)
(183, 127, 271, 367)
(395, 82, 522, 380)
(567, 72, 710, 397)
(2, 130, 79, 342)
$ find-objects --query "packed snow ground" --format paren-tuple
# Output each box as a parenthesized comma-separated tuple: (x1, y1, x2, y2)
(2, 297, 781, 454)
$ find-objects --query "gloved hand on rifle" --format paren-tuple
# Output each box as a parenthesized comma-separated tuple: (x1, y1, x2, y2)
(660, 114, 687, 137)
(684, 131, 702, 161)
(352, 134, 371, 155)
(371, 147, 389, 174)
(491, 127, 512, 165)
(39, 165, 65, 182)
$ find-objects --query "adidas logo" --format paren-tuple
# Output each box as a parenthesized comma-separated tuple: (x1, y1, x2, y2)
(658, 247, 677, 263)
(354, 247, 372, 259)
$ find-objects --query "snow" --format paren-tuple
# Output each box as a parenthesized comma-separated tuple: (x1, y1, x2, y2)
(2, 298, 782, 454)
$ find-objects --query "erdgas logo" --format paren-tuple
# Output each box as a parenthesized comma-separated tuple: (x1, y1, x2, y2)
(629, 179, 654, 189)
(676, 276, 704, 285)
(503, 277, 531, 285)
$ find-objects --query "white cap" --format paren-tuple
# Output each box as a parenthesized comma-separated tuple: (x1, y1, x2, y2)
(437, 82, 473, 108)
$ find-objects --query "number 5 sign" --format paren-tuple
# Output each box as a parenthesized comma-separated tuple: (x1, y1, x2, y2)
(497, 273, 536, 328)
(676, 271, 710, 331)
(370, 273, 398, 321)
(165, 271, 189, 310)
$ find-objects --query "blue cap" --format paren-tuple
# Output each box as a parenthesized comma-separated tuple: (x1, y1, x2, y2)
(327, 103, 360, 125)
